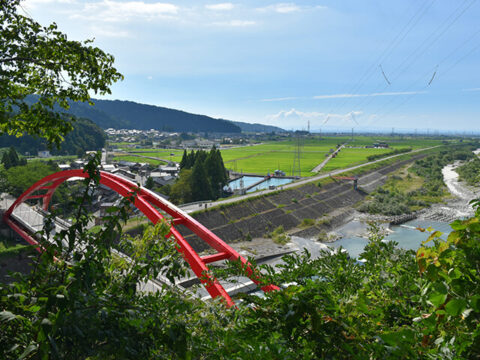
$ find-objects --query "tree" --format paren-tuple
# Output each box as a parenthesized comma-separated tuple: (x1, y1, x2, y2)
(191, 158, 212, 201)
(145, 176, 154, 189)
(1, 146, 25, 169)
(169, 169, 193, 204)
(0, 0, 123, 146)
(205, 147, 228, 199)
(179, 149, 188, 169)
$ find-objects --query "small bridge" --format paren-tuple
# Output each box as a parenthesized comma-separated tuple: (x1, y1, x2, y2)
(3, 170, 278, 307)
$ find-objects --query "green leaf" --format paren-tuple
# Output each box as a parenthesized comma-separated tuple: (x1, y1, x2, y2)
(19, 344, 38, 360)
(470, 295, 480, 312)
(450, 220, 467, 231)
(429, 292, 447, 308)
(0, 310, 17, 322)
(445, 299, 467, 316)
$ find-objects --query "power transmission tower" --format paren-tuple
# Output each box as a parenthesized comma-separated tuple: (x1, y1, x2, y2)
(292, 133, 302, 177)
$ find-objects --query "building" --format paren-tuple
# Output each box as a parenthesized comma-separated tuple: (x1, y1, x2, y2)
(37, 150, 51, 158)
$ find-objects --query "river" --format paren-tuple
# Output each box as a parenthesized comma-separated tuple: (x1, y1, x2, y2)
(298, 155, 479, 259)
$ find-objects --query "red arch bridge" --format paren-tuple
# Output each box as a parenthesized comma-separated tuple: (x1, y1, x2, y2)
(3, 169, 279, 307)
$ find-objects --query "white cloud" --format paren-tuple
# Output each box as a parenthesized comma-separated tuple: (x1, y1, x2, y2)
(261, 96, 301, 102)
(212, 20, 255, 27)
(313, 91, 427, 100)
(205, 3, 234, 11)
(266, 109, 364, 127)
(257, 3, 300, 13)
(71, 1, 179, 22)
(256, 3, 325, 14)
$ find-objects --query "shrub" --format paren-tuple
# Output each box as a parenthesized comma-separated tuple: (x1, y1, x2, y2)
(300, 218, 315, 227)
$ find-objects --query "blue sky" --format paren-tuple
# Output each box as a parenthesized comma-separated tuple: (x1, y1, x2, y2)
(23, 0, 480, 132)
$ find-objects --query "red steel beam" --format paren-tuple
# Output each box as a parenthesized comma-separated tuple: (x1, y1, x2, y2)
(3, 169, 279, 307)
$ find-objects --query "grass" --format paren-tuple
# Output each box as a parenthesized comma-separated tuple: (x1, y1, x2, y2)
(0, 238, 30, 258)
(300, 218, 315, 227)
(112, 155, 166, 166)
(267, 225, 290, 245)
(113, 136, 444, 177)
(322, 148, 392, 172)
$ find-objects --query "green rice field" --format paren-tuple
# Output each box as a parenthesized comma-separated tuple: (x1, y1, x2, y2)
(113, 136, 443, 176)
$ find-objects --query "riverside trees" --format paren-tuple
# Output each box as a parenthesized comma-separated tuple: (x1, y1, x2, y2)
(171, 147, 228, 203)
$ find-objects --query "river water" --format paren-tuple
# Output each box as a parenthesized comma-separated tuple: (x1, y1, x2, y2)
(228, 176, 293, 193)
(306, 155, 479, 259)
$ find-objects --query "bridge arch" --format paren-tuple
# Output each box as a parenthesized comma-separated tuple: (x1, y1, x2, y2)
(3, 169, 278, 307)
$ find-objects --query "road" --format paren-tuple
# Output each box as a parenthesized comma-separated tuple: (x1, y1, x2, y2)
(116, 151, 177, 165)
(311, 144, 345, 172)
(180, 146, 439, 213)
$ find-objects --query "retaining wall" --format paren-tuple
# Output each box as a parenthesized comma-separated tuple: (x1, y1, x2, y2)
(184, 154, 428, 251)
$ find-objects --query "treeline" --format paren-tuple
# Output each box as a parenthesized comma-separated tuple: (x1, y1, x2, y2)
(67, 99, 242, 133)
(1, 147, 27, 169)
(366, 147, 412, 162)
(456, 157, 480, 186)
(170, 148, 228, 204)
(359, 146, 478, 216)
(0, 118, 105, 156)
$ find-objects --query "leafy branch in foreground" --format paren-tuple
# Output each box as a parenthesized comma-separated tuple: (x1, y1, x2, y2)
(1, 0, 123, 146)
(1, 156, 480, 358)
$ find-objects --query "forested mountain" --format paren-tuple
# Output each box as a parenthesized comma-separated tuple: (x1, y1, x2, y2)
(230, 120, 284, 133)
(0, 118, 105, 156)
(67, 99, 242, 133)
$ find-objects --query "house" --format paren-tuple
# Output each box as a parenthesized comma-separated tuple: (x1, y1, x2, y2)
(38, 150, 51, 158)
(159, 165, 179, 176)
(101, 164, 116, 172)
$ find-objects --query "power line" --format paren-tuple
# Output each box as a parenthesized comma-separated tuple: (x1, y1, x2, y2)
(324, 0, 437, 119)
(322, 0, 437, 119)
(352, 1, 478, 126)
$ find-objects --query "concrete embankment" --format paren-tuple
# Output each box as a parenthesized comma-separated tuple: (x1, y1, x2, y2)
(177, 154, 428, 252)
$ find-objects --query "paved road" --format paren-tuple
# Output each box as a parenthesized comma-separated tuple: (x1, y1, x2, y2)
(311, 144, 345, 172)
(180, 146, 440, 213)
(116, 151, 177, 165)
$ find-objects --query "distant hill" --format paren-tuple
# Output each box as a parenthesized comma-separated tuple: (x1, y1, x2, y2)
(0, 118, 105, 156)
(230, 121, 284, 133)
(66, 99, 241, 133)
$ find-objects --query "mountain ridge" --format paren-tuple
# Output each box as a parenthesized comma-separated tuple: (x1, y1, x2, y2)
(64, 99, 284, 133)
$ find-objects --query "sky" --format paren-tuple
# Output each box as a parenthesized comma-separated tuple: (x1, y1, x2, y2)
(21, 0, 480, 133)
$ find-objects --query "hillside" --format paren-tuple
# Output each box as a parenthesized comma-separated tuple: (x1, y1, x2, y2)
(230, 120, 284, 133)
(0, 118, 106, 156)
(67, 99, 241, 133)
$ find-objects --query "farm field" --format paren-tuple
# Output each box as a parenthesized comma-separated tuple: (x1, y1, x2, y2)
(112, 155, 166, 166)
(112, 136, 444, 176)
(321, 148, 392, 173)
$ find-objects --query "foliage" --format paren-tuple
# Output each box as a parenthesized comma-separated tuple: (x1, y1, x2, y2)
(359, 148, 476, 216)
(65, 98, 242, 132)
(172, 147, 228, 203)
(0, 0, 122, 146)
(300, 218, 315, 227)
(267, 225, 290, 244)
(366, 147, 412, 161)
(1, 146, 26, 169)
(456, 157, 480, 186)
(0, 118, 106, 156)
(2, 156, 480, 357)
